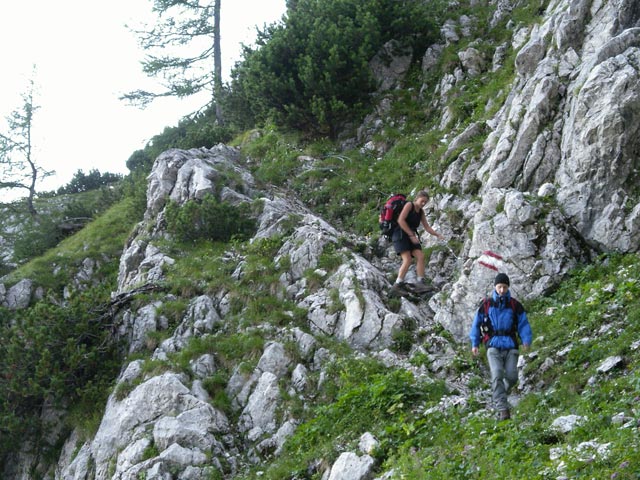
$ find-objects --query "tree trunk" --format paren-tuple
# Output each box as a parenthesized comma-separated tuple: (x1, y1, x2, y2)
(213, 0, 224, 125)
(25, 107, 38, 217)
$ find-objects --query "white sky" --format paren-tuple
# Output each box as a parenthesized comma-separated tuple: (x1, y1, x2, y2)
(0, 0, 286, 200)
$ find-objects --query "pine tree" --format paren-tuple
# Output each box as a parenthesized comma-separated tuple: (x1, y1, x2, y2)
(122, 0, 224, 125)
(0, 76, 53, 216)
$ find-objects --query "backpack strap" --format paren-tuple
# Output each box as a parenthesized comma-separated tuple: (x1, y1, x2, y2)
(478, 297, 493, 344)
(510, 298, 523, 346)
(493, 298, 520, 346)
(479, 297, 522, 347)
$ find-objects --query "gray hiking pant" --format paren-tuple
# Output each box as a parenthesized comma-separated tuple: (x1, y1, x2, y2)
(487, 347, 519, 411)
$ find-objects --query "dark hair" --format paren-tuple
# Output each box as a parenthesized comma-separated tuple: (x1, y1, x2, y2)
(494, 273, 510, 286)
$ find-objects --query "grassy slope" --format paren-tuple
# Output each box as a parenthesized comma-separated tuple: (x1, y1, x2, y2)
(148, 201, 640, 479)
(2, 131, 638, 480)
(0, 196, 143, 456)
(1, 1, 638, 478)
(8, 197, 634, 479)
(243, 253, 640, 479)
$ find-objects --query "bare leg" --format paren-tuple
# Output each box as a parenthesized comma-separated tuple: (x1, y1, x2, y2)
(414, 248, 425, 278)
(398, 250, 413, 281)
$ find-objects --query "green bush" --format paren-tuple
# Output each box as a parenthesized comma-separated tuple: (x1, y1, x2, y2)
(126, 148, 154, 173)
(164, 194, 256, 243)
(0, 283, 121, 456)
(56, 169, 122, 195)
(120, 170, 149, 219)
(228, 0, 444, 136)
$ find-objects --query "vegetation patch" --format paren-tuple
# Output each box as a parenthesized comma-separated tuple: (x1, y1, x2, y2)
(165, 194, 256, 244)
(253, 357, 448, 479)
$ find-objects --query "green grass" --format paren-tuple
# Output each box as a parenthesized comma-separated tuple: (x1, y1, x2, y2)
(0, 196, 142, 456)
(3, 196, 140, 292)
(1, 0, 637, 477)
(235, 253, 640, 479)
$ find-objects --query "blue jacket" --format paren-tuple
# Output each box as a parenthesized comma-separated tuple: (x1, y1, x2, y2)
(469, 290, 533, 349)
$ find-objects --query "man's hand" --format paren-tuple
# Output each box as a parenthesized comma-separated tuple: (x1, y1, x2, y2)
(471, 347, 479, 356)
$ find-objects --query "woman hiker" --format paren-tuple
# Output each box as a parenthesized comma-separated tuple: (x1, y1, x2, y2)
(391, 190, 444, 294)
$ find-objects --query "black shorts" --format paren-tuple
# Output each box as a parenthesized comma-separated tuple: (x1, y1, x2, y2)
(392, 229, 421, 254)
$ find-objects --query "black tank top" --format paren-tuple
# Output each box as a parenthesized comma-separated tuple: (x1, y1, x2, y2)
(406, 202, 421, 231)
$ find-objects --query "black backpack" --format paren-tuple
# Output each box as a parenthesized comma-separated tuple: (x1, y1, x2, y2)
(379, 193, 407, 240)
(478, 296, 523, 346)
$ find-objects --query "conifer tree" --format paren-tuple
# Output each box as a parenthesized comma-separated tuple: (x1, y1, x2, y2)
(122, 0, 224, 125)
(0, 77, 53, 216)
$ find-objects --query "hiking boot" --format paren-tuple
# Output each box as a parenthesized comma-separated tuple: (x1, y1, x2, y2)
(499, 409, 511, 421)
(412, 279, 433, 294)
(390, 282, 409, 294)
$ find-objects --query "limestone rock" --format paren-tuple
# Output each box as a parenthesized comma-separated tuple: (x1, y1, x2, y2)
(327, 451, 376, 480)
(3, 278, 32, 309)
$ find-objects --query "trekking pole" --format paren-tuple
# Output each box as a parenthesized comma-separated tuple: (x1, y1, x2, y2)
(443, 242, 460, 261)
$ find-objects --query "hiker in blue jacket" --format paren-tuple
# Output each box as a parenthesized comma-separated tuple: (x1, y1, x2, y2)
(470, 272, 533, 420)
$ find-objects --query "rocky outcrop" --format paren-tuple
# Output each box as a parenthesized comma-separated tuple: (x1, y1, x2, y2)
(1, 278, 33, 309)
(60, 368, 230, 480)
(480, 0, 640, 251)
(6, 0, 640, 478)
(50, 143, 430, 479)
(428, 0, 640, 337)
(431, 187, 588, 339)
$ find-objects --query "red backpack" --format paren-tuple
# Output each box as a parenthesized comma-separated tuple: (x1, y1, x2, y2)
(379, 194, 406, 240)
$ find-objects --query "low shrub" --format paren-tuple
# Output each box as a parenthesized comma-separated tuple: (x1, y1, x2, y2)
(165, 194, 256, 243)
